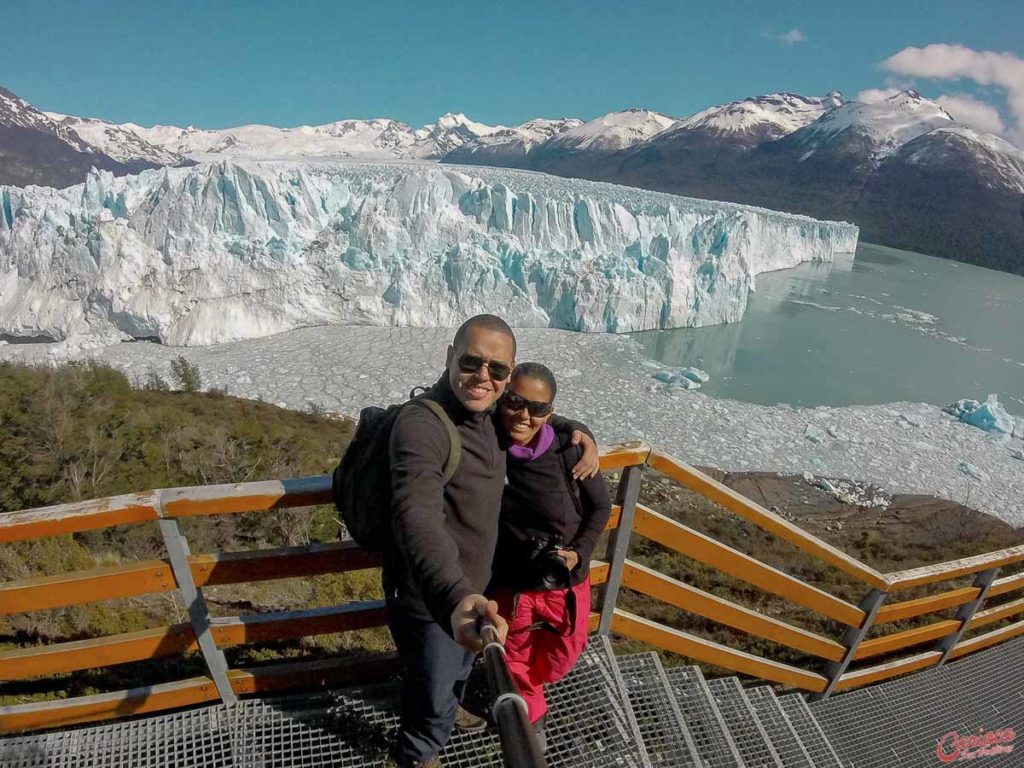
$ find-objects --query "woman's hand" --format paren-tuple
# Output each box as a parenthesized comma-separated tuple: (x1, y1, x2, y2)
(558, 549, 580, 571)
(570, 431, 600, 479)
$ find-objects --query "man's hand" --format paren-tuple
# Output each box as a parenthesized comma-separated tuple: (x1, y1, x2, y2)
(557, 548, 580, 571)
(571, 430, 600, 479)
(451, 594, 508, 652)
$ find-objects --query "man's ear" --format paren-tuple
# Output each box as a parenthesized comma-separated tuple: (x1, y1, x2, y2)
(445, 344, 455, 369)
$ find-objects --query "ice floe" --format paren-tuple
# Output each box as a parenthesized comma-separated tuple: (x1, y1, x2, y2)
(3, 325, 1021, 524)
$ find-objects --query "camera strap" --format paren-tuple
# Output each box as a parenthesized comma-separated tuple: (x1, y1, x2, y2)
(524, 587, 577, 638)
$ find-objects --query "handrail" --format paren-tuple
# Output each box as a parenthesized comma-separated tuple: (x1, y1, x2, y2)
(621, 560, 846, 661)
(481, 623, 548, 768)
(631, 504, 865, 626)
(647, 451, 889, 590)
(611, 609, 830, 692)
(874, 586, 981, 624)
(884, 546, 1024, 590)
(3, 438, 1024, 732)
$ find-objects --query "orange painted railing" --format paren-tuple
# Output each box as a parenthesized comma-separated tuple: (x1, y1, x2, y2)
(2, 441, 1023, 733)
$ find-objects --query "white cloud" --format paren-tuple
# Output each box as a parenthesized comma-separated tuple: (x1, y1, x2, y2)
(777, 28, 806, 46)
(934, 93, 1007, 136)
(856, 87, 902, 103)
(881, 44, 1024, 145)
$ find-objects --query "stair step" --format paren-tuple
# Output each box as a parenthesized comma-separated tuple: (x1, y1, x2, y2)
(543, 636, 653, 767)
(0, 639, 648, 768)
(745, 686, 814, 768)
(616, 653, 705, 767)
(777, 695, 845, 768)
(662, 666, 746, 768)
(706, 678, 782, 768)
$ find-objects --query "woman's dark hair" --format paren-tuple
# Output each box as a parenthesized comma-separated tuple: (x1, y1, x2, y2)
(510, 362, 557, 400)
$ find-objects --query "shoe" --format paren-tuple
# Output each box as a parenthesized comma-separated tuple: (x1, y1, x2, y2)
(453, 705, 487, 733)
(533, 714, 547, 753)
(385, 750, 443, 768)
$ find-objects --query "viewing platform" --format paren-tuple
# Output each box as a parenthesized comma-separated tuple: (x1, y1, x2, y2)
(2, 443, 1022, 766)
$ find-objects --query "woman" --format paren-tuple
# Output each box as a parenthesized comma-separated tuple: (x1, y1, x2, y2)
(489, 362, 612, 750)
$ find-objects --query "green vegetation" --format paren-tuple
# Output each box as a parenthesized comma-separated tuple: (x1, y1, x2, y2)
(0, 360, 361, 705)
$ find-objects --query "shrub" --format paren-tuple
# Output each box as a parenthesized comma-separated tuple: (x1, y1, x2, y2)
(169, 356, 203, 393)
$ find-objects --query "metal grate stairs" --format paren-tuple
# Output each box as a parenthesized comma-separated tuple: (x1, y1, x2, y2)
(23, 633, 1024, 767)
(0, 640, 853, 768)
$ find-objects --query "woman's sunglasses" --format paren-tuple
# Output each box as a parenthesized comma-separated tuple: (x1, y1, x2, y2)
(456, 353, 512, 382)
(499, 391, 554, 418)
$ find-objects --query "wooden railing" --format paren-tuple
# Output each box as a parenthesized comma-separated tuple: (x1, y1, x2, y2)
(2, 440, 1023, 733)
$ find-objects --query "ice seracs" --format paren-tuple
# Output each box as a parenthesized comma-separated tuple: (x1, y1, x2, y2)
(944, 394, 1015, 434)
(0, 161, 857, 346)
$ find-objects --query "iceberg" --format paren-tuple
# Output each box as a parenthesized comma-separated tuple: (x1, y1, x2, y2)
(0, 161, 859, 346)
(943, 394, 1015, 435)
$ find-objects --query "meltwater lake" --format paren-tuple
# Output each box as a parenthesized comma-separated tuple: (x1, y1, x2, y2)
(631, 243, 1024, 411)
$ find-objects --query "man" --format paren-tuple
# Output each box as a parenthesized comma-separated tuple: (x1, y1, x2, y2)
(385, 314, 597, 768)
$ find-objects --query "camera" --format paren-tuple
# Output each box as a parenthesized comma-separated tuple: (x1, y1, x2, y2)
(522, 537, 572, 591)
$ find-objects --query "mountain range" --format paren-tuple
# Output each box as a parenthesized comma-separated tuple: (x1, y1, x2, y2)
(2, 85, 1022, 273)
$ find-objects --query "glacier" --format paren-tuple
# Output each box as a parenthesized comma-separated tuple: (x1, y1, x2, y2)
(0, 161, 858, 346)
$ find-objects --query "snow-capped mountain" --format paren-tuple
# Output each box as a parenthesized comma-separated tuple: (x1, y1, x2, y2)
(1, 82, 1020, 272)
(0, 162, 857, 346)
(538, 109, 678, 154)
(792, 90, 955, 161)
(107, 112, 500, 162)
(444, 118, 583, 167)
(538, 90, 1024, 273)
(507, 109, 680, 178)
(663, 92, 843, 148)
(43, 113, 190, 168)
(0, 86, 156, 188)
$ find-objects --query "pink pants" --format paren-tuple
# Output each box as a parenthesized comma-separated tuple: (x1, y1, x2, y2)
(495, 576, 592, 722)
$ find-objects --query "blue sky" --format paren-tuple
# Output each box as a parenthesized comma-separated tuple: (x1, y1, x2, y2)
(3, 0, 1022, 133)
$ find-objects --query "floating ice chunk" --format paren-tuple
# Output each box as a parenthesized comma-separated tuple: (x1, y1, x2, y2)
(1011, 449, 1024, 462)
(898, 412, 922, 428)
(816, 478, 838, 494)
(943, 394, 1015, 434)
(652, 366, 706, 389)
(681, 367, 710, 384)
(804, 424, 825, 444)
(958, 461, 989, 482)
(802, 471, 815, 484)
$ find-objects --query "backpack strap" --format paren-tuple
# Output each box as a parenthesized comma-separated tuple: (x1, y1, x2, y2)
(557, 432, 585, 521)
(413, 398, 463, 486)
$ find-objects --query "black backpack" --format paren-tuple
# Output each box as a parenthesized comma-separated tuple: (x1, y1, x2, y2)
(332, 391, 462, 549)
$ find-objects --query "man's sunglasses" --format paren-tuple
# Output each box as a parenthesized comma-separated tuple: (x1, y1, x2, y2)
(499, 391, 554, 418)
(456, 354, 512, 382)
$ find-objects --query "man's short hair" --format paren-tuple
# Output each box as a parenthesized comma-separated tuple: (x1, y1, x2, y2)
(452, 314, 517, 358)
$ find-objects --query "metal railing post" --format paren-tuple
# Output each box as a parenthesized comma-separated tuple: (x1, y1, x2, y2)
(158, 514, 237, 705)
(935, 566, 1000, 665)
(598, 464, 644, 636)
(809, 587, 887, 701)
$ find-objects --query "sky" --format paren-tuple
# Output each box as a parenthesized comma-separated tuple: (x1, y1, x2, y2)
(3, 0, 1023, 142)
